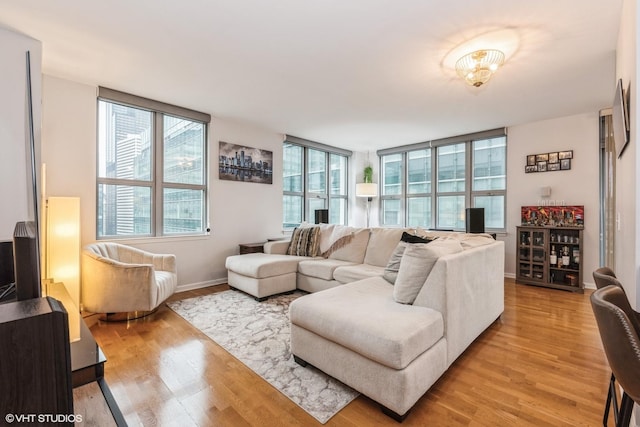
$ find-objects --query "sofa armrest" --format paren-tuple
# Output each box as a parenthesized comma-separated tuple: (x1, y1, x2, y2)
(151, 254, 176, 273)
(264, 240, 290, 255)
(413, 241, 504, 366)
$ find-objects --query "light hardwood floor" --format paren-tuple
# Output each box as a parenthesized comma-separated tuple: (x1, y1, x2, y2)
(87, 279, 615, 426)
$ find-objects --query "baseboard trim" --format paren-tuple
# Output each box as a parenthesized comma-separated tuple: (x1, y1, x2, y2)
(504, 273, 516, 279)
(176, 278, 227, 293)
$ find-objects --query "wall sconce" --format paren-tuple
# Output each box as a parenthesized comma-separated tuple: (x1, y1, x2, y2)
(455, 49, 505, 87)
(46, 196, 80, 341)
(356, 183, 377, 227)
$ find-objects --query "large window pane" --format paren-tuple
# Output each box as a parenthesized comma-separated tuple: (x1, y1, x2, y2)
(283, 195, 302, 228)
(330, 154, 347, 195)
(97, 184, 151, 237)
(382, 199, 402, 226)
(98, 101, 152, 181)
(164, 116, 205, 185)
(329, 198, 346, 225)
(283, 144, 349, 229)
(163, 188, 204, 234)
(98, 93, 208, 239)
(408, 150, 431, 194)
(382, 154, 402, 195)
(308, 149, 326, 193)
(473, 137, 506, 191)
(437, 143, 465, 192)
(437, 195, 465, 229)
(474, 195, 505, 228)
(407, 197, 431, 228)
(283, 144, 303, 192)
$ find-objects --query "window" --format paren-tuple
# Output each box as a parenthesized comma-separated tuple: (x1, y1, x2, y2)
(97, 88, 210, 238)
(378, 129, 506, 231)
(282, 136, 351, 229)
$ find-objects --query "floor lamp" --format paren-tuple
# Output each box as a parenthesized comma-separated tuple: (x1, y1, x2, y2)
(356, 183, 377, 227)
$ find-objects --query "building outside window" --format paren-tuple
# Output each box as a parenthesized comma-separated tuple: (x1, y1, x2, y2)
(282, 136, 351, 229)
(378, 129, 506, 231)
(97, 88, 210, 238)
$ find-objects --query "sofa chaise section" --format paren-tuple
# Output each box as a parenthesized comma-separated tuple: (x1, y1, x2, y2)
(289, 239, 505, 420)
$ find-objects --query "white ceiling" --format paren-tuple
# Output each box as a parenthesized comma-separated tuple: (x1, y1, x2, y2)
(0, 0, 622, 151)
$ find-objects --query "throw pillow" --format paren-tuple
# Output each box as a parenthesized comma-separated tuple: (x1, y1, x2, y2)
(287, 226, 320, 257)
(393, 240, 463, 304)
(400, 231, 433, 244)
(382, 241, 408, 284)
(382, 232, 436, 285)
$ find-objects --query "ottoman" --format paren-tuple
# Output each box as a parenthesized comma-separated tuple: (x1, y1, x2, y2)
(225, 253, 304, 301)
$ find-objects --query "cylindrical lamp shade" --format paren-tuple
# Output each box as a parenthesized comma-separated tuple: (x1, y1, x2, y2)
(356, 183, 378, 198)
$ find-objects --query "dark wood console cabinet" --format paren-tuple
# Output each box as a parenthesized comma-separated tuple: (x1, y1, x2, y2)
(516, 226, 584, 293)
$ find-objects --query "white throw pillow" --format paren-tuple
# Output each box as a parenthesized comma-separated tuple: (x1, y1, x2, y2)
(393, 240, 463, 304)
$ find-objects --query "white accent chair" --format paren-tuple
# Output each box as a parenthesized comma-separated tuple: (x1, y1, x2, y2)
(81, 242, 177, 320)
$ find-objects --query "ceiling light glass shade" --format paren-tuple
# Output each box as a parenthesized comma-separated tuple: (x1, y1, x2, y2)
(355, 183, 378, 198)
(455, 49, 505, 87)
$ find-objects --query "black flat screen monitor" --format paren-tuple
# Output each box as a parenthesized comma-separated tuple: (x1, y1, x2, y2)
(613, 78, 630, 158)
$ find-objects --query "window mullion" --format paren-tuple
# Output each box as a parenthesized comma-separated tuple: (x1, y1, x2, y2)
(466, 141, 473, 209)
(154, 112, 162, 236)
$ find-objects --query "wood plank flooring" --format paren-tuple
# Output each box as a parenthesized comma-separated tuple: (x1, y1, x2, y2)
(87, 279, 615, 426)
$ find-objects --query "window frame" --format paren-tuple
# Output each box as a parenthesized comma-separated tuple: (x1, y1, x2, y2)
(96, 87, 210, 239)
(378, 128, 507, 232)
(282, 135, 351, 230)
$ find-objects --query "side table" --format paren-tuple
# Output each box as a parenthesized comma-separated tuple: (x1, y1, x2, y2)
(239, 241, 266, 255)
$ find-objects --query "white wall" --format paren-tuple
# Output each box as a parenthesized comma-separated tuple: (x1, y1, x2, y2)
(504, 113, 601, 287)
(0, 28, 42, 240)
(614, 0, 638, 308)
(42, 75, 284, 289)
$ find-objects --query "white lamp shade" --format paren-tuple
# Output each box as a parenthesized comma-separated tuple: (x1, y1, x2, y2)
(356, 183, 378, 198)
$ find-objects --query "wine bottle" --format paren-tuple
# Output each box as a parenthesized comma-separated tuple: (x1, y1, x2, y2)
(550, 246, 557, 266)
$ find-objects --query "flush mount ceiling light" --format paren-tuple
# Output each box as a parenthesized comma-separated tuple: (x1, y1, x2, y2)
(455, 49, 505, 87)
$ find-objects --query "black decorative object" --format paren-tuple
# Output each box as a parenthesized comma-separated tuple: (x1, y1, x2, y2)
(465, 208, 485, 233)
(314, 209, 328, 224)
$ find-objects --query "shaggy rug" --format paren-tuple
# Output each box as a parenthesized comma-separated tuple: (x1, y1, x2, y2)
(167, 290, 359, 424)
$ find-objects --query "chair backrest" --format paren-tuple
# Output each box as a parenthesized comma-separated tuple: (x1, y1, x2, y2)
(591, 286, 640, 403)
(593, 267, 623, 290)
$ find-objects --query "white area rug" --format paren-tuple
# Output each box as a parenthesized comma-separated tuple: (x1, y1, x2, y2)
(167, 290, 359, 424)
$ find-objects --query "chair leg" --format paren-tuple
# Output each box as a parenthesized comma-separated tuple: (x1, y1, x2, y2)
(616, 392, 634, 427)
(610, 374, 619, 424)
(604, 373, 617, 426)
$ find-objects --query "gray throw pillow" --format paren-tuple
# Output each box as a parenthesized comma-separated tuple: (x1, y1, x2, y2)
(382, 241, 408, 284)
(393, 240, 463, 304)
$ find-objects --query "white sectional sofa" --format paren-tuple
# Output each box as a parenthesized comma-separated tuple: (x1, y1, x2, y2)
(225, 224, 505, 421)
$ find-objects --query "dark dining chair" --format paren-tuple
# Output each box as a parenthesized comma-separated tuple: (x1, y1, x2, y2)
(591, 285, 640, 427)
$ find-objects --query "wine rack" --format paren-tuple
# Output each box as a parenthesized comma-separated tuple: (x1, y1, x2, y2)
(516, 226, 584, 293)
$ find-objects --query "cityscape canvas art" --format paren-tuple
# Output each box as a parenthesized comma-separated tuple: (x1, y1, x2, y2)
(218, 141, 273, 184)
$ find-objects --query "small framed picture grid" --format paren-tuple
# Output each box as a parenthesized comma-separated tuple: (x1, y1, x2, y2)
(525, 150, 572, 173)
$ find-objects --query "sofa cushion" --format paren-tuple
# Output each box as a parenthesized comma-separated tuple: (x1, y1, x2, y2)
(225, 253, 304, 279)
(287, 226, 320, 256)
(333, 263, 385, 284)
(297, 258, 357, 281)
(363, 228, 405, 267)
(324, 227, 370, 263)
(289, 277, 444, 370)
(394, 239, 464, 304)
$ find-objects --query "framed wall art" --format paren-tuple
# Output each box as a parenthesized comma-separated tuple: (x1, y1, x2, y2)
(218, 141, 273, 184)
(524, 150, 573, 173)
